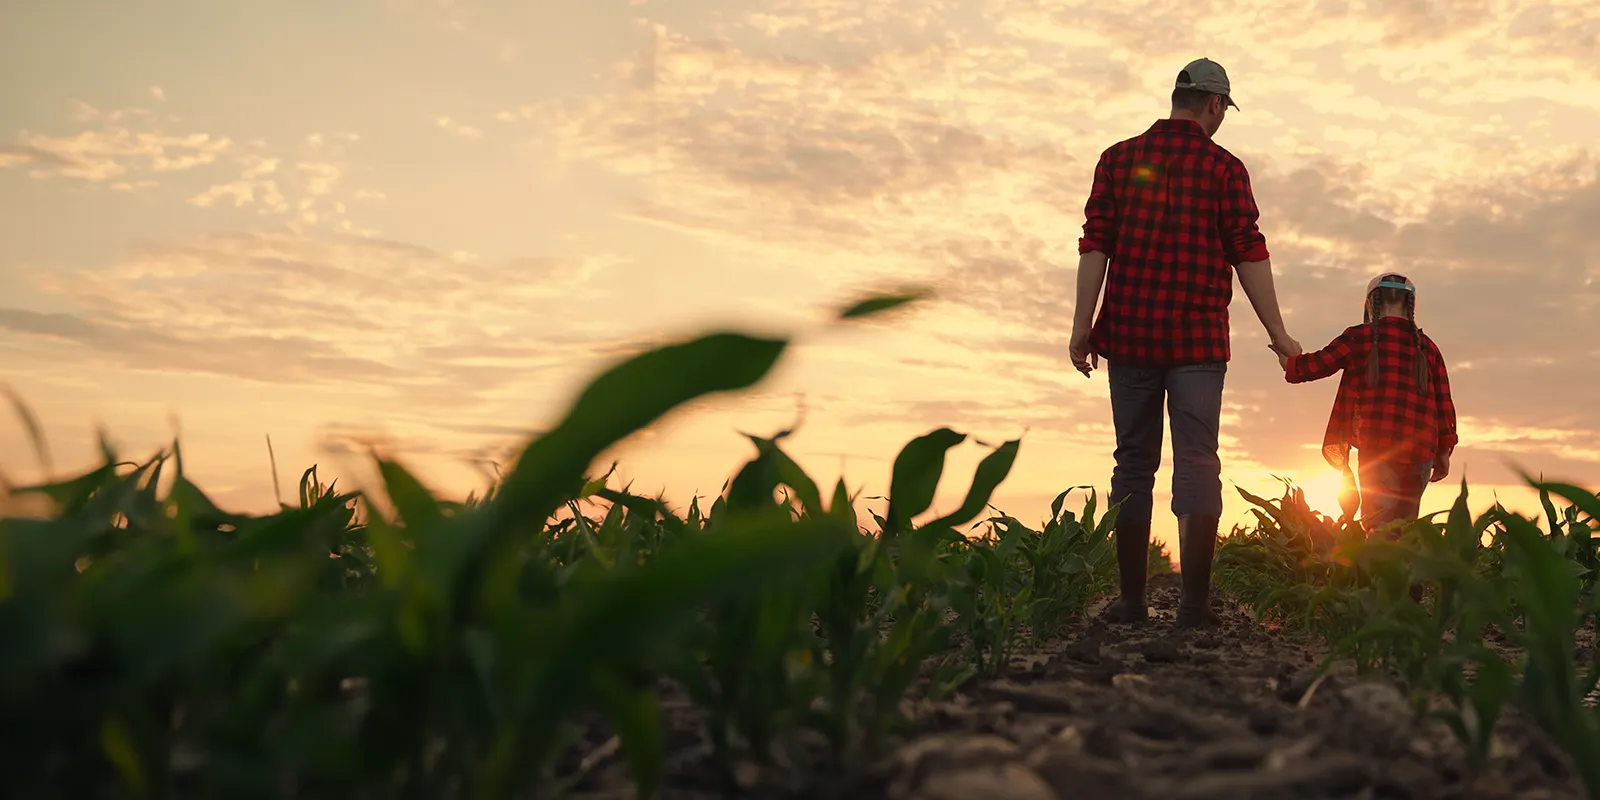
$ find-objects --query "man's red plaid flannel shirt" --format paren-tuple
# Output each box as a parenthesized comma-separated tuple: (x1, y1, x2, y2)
(1286, 317, 1459, 468)
(1078, 118, 1271, 366)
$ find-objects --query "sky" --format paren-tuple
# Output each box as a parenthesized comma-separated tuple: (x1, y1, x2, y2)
(2, 0, 1598, 557)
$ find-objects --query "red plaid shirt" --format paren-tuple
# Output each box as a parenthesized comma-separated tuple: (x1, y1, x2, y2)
(1077, 118, 1271, 366)
(1286, 317, 1459, 467)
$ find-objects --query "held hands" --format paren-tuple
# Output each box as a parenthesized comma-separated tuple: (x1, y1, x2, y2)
(1267, 336, 1301, 372)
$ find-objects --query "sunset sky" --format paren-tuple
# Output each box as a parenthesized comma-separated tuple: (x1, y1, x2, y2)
(3, 0, 1597, 556)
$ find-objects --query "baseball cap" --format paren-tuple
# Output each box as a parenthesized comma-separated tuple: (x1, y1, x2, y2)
(1367, 273, 1415, 293)
(1175, 58, 1239, 109)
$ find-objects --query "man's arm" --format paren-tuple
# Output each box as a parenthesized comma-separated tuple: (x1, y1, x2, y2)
(1237, 259, 1297, 354)
(1069, 150, 1117, 376)
(1077, 150, 1118, 259)
(1072, 250, 1110, 334)
(1219, 161, 1297, 354)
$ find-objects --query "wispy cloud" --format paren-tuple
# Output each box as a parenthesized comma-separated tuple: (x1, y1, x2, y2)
(434, 116, 483, 139)
(0, 101, 231, 184)
(6, 231, 631, 395)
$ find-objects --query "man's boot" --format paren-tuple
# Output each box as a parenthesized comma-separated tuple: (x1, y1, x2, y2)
(1176, 513, 1222, 628)
(1102, 505, 1151, 625)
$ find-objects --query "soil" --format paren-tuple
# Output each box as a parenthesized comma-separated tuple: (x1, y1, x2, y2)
(558, 573, 1587, 800)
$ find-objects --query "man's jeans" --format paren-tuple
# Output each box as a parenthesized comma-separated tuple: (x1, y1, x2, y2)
(1107, 361, 1227, 533)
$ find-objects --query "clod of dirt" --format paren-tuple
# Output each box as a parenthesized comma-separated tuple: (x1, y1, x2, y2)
(886, 733, 1022, 797)
(1190, 737, 1273, 770)
(1132, 639, 1182, 663)
(1340, 681, 1410, 718)
(1026, 745, 1137, 799)
(981, 680, 1076, 715)
(1156, 753, 1374, 799)
(911, 762, 1057, 800)
(1276, 666, 1324, 704)
(1064, 636, 1102, 664)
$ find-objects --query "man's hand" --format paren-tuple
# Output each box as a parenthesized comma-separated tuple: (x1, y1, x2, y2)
(1430, 454, 1450, 483)
(1268, 336, 1302, 359)
(1069, 328, 1098, 377)
(1269, 345, 1289, 371)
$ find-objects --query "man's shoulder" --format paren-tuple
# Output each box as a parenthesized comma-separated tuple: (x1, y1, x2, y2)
(1202, 139, 1250, 173)
(1108, 125, 1251, 171)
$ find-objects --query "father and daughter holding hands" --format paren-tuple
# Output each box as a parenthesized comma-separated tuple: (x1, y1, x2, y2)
(1067, 57, 1457, 627)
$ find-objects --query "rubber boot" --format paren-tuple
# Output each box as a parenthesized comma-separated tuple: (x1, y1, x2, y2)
(1102, 511, 1151, 625)
(1176, 514, 1222, 629)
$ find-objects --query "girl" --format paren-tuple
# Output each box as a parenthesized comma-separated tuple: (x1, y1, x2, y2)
(1276, 273, 1458, 536)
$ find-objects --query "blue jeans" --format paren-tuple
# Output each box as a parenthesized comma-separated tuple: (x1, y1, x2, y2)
(1357, 452, 1432, 537)
(1107, 361, 1227, 529)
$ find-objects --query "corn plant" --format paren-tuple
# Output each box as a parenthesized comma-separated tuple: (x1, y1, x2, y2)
(0, 291, 946, 799)
(1492, 478, 1600, 797)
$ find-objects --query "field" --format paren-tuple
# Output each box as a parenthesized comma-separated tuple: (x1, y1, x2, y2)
(3, 292, 1600, 799)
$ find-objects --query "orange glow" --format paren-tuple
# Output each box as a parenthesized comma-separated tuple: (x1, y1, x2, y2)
(0, 1, 1596, 535)
(1293, 467, 1353, 523)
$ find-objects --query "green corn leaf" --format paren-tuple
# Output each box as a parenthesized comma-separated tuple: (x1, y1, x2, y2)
(496, 332, 789, 532)
(764, 436, 824, 519)
(835, 287, 932, 321)
(1522, 477, 1600, 533)
(377, 458, 444, 531)
(2, 384, 54, 477)
(885, 428, 966, 534)
(926, 438, 1021, 530)
(9, 462, 119, 517)
(100, 714, 147, 798)
(592, 671, 665, 800)
(362, 500, 411, 588)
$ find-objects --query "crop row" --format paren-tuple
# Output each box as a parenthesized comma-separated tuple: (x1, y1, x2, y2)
(1215, 476, 1600, 797)
(0, 293, 1164, 799)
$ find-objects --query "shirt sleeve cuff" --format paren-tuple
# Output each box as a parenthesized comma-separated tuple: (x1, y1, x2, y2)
(1237, 242, 1270, 263)
(1078, 238, 1107, 255)
(1283, 355, 1302, 382)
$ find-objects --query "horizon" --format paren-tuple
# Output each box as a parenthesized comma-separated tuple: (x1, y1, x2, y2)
(3, 0, 1597, 559)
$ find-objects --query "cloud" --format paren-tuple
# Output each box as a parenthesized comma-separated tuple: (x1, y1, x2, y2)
(150, 86, 165, 102)
(0, 102, 231, 183)
(4, 231, 631, 397)
(0, 307, 401, 383)
(434, 116, 484, 139)
(1, 101, 379, 236)
(182, 132, 374, 229)
(519, 0, 1600, 489)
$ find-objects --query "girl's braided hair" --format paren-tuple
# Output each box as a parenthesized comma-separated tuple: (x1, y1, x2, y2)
(1363, 273, 1430, 393)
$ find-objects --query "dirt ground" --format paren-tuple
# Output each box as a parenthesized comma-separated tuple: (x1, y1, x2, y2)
(561, 572, 1587, 799)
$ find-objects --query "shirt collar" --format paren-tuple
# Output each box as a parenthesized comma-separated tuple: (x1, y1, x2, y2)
(1148, 118, 1207, 136)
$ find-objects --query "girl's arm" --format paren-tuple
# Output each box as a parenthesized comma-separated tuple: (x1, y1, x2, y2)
(1285, 325, 1363, 384)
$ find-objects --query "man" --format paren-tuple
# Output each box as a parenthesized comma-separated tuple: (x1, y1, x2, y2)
(1068, 57, 1300, 628)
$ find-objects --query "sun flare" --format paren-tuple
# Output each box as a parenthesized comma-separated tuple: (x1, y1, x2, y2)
(1280, 466, 1351, 522)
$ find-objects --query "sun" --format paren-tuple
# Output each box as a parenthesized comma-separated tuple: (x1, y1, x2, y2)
(1283, 466, 1353, 522)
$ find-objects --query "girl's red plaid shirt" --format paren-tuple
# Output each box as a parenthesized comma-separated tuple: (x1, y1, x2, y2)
(1286, 317, 1460, 470)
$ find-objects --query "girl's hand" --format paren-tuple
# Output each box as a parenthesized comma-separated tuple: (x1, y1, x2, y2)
(1269, 344, 1289, 371)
